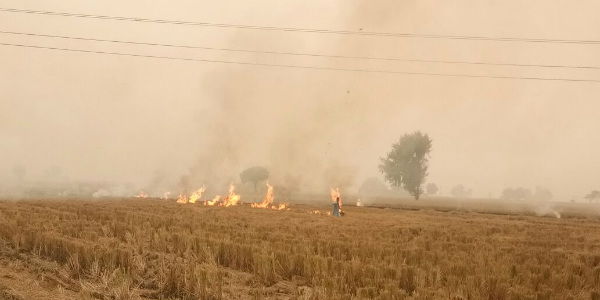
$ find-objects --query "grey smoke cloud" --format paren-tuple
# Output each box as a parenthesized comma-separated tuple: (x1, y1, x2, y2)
(1, 0, 600, 200)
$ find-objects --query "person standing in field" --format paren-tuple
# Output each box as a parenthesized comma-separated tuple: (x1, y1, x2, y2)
(333, 197, 341, 217)
(331, 188, 343, 217)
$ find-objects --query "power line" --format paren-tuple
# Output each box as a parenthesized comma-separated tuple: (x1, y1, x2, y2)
(2, 30, 599, 71)
(1, 42, 598, 83)
(1, 7, 600, 45)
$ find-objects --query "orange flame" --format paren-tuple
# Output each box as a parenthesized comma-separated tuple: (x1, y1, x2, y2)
(274, 203, 287, 210)
(188, 187, 206, 204)
(176, 193, 188, 204)
(135, 191, 148, 198)
(331, 187, 342, 212)
(203, 184, 240, 207)
(204, 195, 220, 206)
(330, 188, 340, 202)
(223, 183, 241, 207)
(251, 183, 287, 210)
(251, 183, 274, 208)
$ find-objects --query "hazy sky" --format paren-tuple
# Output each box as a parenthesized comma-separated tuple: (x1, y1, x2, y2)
(1, 0, 599, 199)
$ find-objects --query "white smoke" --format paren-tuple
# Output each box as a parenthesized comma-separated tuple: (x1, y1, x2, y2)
(92, 189, 111, 198)
(533, 203, 561, 219)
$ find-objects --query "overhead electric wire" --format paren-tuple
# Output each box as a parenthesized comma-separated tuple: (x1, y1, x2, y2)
(0, 42, 598, 83)
(2, 30, 599, 71)
(1, 7, 600, 45)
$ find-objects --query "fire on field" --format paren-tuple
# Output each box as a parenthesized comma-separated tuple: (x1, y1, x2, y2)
(250, 183, 287, 210)
(144, 182, 291, 211)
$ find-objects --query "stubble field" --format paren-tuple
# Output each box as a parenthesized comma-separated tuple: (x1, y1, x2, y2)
(0, 198, 599, 300)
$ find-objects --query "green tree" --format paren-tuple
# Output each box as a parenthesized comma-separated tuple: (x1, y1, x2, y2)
(379, 132, 432, 200)
(426, 183, 439, 196)
(585, 190, 600, 203)
(240, 166, 269, 192)
(532, 186, 553, 201)
(451, 184, 472, 198)
(501, 187, 531, 201)
(358, 177, 390, 197)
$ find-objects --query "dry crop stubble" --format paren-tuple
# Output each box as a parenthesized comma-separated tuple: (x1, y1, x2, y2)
(0, 198, 598, 299)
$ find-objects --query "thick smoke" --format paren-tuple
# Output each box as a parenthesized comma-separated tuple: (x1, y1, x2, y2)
(1, 1, 600, 201)
(178, 66, 365, 194)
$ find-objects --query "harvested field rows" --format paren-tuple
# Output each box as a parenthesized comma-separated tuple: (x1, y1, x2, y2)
(0, 198, 599, 300)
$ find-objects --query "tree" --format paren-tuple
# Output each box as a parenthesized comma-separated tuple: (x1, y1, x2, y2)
(532, 187, 553, 201)
(358, 177, 390, 197)
(379, 132, 432, 200)
(501, 187, 532, 201)
(426, 183, 438, 196)
(451, 184, 472, 198)
(514, 187, 532, 200)
(501, 188, 515, 200)
(585, 190, 600, 203)
(240, 166, 269, 192)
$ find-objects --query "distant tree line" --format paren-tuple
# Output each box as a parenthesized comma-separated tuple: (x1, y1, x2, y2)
(585, 190, 600, 203)
(451, 184, 472, 198)
(501, 186, 553, 201)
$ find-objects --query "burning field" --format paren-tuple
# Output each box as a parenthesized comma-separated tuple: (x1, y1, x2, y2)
(0, 196, 599, 300)
(168, 183, 287, 210)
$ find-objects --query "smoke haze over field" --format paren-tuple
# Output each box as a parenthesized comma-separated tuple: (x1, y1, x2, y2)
(1, 0, 600, 199)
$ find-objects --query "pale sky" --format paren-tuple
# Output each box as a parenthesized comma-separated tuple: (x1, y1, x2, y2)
(1, 0, 599, 200)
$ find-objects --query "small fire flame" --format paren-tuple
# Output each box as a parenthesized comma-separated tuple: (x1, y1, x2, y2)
(223, 183, 241, 207)
(176, 193, 188, 204)
(163, 192, 171, 200)
(330, 187, 340, 202)
(205, 195, 220, 206)
(188, 187, 206, 204)
(331, 187, 342, 212)
(135, 191, 148, 198)
(251, 183, 287, 210)
(272, 203, 287, 210)
(203, 184, 241, 207)
(251, 183, 274, 208)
